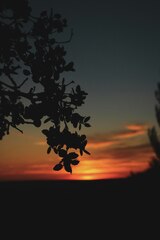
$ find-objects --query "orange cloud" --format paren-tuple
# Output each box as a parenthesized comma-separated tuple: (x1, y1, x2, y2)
(112, 124, 149, 140)
(88, 140, 116, 149)
(0, 142, 153, 181)
(88, 123, 149, 149)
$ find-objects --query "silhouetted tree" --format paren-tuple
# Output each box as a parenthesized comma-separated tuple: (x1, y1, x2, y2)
(0, 0, 91, 173)
(148, 82, 160, 168)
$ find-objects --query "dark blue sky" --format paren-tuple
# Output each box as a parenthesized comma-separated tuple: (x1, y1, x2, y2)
(31, 0, 160, 134)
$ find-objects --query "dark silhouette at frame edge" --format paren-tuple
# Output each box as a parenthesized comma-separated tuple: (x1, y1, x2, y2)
(0, 0, 91, 173)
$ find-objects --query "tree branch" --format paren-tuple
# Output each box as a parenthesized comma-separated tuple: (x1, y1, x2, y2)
(11, 123, 23, 133)
(8, 75, 18, 88)
(18, 78, 29, 88)
(1, 89, 44, 101)
(0, 81, 15, 90)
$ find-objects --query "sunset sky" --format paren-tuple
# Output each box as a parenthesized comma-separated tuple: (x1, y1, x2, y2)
(0, 0, 160, 181)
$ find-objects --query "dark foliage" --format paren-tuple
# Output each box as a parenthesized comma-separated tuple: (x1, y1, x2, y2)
(0, 0, 91, 173)
(148, 82, 160, 169)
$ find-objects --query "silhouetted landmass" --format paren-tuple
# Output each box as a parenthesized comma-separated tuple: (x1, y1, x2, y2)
(0, 169, 160, 237)
(0, 171, 159, 207)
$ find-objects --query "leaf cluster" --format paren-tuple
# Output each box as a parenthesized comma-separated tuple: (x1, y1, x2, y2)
(0, 0, 91, 173)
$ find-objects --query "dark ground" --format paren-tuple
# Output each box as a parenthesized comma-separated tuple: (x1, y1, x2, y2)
(0, 173, 160, 237)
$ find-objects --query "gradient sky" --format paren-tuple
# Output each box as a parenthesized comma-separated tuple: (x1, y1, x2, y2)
(0, 0, 160, 180)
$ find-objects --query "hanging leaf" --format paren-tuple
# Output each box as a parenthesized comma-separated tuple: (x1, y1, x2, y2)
(81, 135, 86, 141)
(23, 69, 30, 76)
(64, 161, 72, 173)
(84, 116, 90, 122)
(84, 149, 90, 155)
(47, 146, 51, 154)
(59, 149, 67, 157)
(53, 163, 63, 171)
(65, 62, 74, 71)
(44, 117, 51, 123)
(42, 129, 49, 136)
(34, 119, 41, 127)
(71, 160, 80, 165)
(80, 149, 83, 156)
(53, 147, 58, 154)
(76, 85, 81, 93)
(68, 152, 79, 159)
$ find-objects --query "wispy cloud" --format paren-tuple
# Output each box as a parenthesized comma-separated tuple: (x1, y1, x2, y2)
(99, 143, 153, 160)
(88, 140, 116, 149)
(112, 124, 149, 140)
(87, 123, 149, 150)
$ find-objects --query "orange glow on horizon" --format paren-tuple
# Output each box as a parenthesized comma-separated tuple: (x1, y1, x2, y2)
(0, 153, 152, 181)
(0, 123, 154, 181)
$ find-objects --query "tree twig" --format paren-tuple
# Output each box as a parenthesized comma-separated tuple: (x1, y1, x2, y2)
(18, 78, 29, 88)
(8, 75, 17, 88)
(11, 124, 23, 133)
(0, 81, 15, 90)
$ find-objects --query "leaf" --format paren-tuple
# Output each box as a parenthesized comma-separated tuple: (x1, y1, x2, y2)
(53, 163, 63, 171)
(84, 123, 91, 127)
(81, 135, 86, 141)
(71, 160, 80, 165)
(65, 62, 74, 71)
(84, 149, 90, 155)
(84, 116, 90, 122)
(23, 69, 30, 76)
(59, 149, 67, 157)
(64, 161, 72, 173)
(68, 152, 79, 159)
(76, 85, 81, 93)
(72, 120, 78, 128)
(53, 147, 58, 154)
(47, 146, 51, 154)
(44, 117, 51, 123)
(34, 119, 41, 127)
(42, 129, 49, 136)
(80, 149, 83, 156)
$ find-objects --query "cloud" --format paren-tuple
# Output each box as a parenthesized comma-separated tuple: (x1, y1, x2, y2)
(87, 123, 149, 150)
(100, 143, 153, 160)
(88, 140, 117, 149)
(112, 124, 149, 140)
